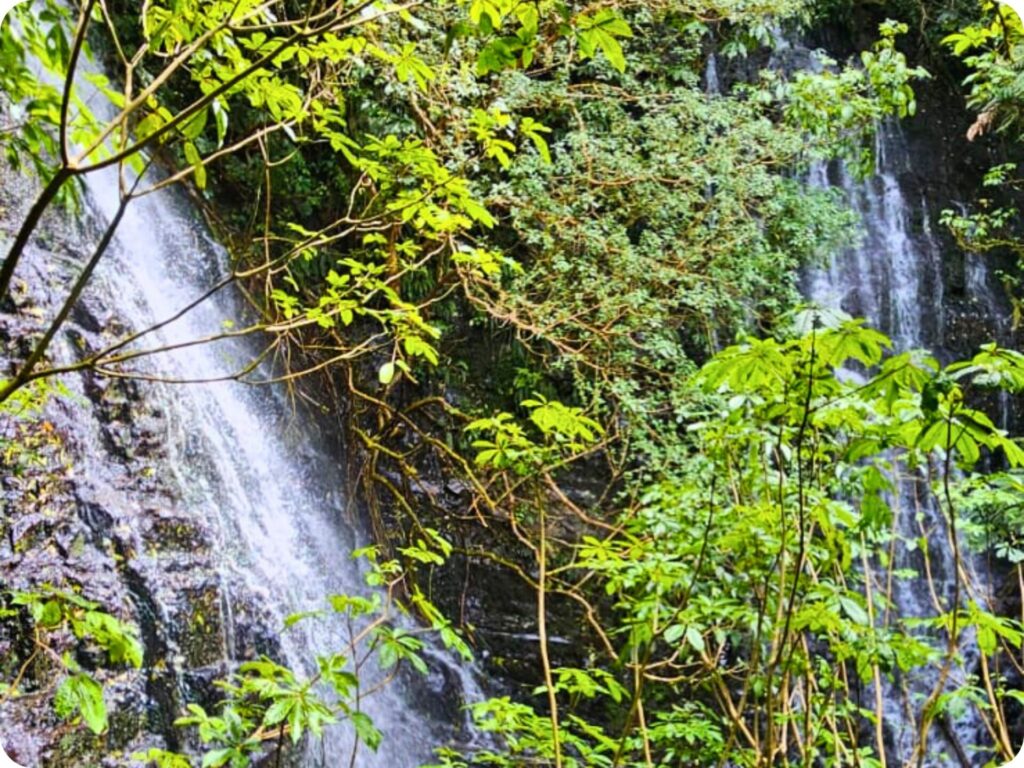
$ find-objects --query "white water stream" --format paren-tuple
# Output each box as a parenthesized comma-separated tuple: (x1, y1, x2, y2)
(805, 123, 945, 349)
(805, 125, 1002, 766)
(41, 60, 479, 767)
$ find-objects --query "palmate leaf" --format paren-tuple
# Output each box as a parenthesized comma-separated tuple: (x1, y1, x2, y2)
(861, 350, 938, 407)
(816, 320, 891, 368)
(698, 337, 791, 393)
(948, 343, 1024, 391)
(394, 42, 435, 92)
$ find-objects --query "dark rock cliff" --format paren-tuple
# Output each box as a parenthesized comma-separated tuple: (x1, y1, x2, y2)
(0, 170, 279, 768)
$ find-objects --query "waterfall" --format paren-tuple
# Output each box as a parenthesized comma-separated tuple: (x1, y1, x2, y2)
(704, 52, 720, 95)
(804, 124, 1001, 765)
(80, 174, 438, 767)
(5, 52, 479, 768)
(805, 123, 944, 348)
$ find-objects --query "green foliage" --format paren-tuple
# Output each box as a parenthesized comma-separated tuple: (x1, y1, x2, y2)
(955, 470, 1024, 562)
(5, 587, 143, 735)
(452, 12, 924, 457)
(458, 696, 618, 768)
(781, 21, 928, 174)
(132, 749, 193, 768)
(0, 2, 86, 202)
(576, 9, 634, 73)
(0, 375, 70, 472)
(126, 545, 470, 767)
(942, 1, 1024, 137)
(12, 588, 144, 669)
(939, 1, 1024, 319)
(450, 316, 1024, 766)
(940, 179, 1024, 329)
(54, 674, 108, 735)
(7, 1, 1019, 767)
(467, 394, 603, 474)
(170, 650, 350, 766)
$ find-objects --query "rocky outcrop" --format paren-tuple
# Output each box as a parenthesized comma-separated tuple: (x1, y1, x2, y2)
(0, 175, 278, 767)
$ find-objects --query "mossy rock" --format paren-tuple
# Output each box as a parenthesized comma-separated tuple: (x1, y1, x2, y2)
(176, 584, 225, 669)
(145, 513, 208, 554)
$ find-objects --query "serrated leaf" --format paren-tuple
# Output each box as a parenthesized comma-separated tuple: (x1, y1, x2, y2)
(264, 697, 295, 726)
(351, 711, 382, 751)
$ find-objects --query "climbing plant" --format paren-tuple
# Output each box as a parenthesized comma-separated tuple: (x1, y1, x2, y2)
(442, 316, 1024, 767)
(6, 1, 1020, 768)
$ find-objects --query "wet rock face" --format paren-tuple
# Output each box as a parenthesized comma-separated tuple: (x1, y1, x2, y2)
(813, 9, 1023, 348)
(0, 179, 280, 766)
(376, 457, 606, 705)
(1, 314, 158, 764)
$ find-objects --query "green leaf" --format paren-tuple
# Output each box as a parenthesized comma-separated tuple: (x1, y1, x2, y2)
(477, 39, 517, 75)
(284, 610, 324, 628)
(58, 674, 108, 734)
(264, 697, 295, 726)
(351, 711, 382, 751)
(184, 142, 206, 190)
(201, 748, 234, 768)
(211, 100, 229, 149)
(470, 0, 504, 27)
(39, 599, 62, 627)
(839, 595, 869, 626)
(663, 624, 685, 644)
(180, 107, 208, 141)
(576, 10, 632, 72)
(131, 749, 192, 768)
(684, 626, 705, 653)
(520, 117, 552, 163)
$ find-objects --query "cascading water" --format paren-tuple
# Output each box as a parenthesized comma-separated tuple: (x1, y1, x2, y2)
(81, 178, 440, 767)
(805, 123, 945, 349)
(6, 56, 480, 768)
(804, 124, 1004, 766)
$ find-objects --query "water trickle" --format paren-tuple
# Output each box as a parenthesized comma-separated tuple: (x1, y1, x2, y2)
(704, 52, 720, 95)
(806, 123, 944, 349)
(804, 123, 995, 765)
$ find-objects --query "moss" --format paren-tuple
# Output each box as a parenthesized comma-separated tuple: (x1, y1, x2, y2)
(69, 533, 86, 559)
(179, 586, 225, 669)
(148, 517, 207, 553)
(107, 697, 147, 750)
(54, 729, 104, 767)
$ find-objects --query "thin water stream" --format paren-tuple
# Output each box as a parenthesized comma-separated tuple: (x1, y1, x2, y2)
(805, 124, 1003, 766)
(24, 60, 480, 766)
